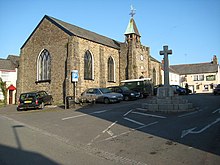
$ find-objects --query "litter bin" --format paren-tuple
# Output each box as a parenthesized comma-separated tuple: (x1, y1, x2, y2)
(66, 96, 74, 109)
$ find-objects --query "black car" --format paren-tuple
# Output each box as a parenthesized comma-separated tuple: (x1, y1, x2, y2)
(17, 91, 53, 111)
(108, 86, 140, 101)
(214, 84, 220, 95)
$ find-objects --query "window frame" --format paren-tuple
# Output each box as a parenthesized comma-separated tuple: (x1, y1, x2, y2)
(107, 56, 115, 82)
(36, 49, 51, 83)
(84, 50, 94, 80)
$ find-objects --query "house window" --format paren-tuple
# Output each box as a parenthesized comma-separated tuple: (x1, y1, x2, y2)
(37, 49, 51, 82)
(206, 75, 216, 81)
(84, 50, 93, 80)
(194, 75, 204, 81)
(108, 56, 115, 82)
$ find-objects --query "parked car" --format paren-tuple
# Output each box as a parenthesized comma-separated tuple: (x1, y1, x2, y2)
(80, 88, 123, 104)
(108, 86, 140, 101)
(120, 78, 153, 98)
(17, 91, 53, 111)
(171, 85, 187, 95)
(153, 84, 188, 95)
(213, 84, 220, 95)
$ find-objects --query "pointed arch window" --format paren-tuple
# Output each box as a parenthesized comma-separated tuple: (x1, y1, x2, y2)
(108, 56, 115, 82)
(84, 50, 93, 80)
(37, 49, 51, 82)
(153, 68, 156, 85)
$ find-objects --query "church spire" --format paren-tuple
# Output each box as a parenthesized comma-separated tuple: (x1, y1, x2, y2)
(124, 5, 140, 37)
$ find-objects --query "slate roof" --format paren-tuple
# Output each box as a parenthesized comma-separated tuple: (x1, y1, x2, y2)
(0, 55, 19, 71)
(170, 62, 219, 75)
(7, 55, 19, 68)
(22, 15, 121, 50)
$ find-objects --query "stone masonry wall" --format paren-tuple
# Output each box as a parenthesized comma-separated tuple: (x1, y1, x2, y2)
(71, 37, 120, 98)
(17, 19, 69, 104)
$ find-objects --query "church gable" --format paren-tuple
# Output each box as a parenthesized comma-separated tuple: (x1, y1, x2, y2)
(21, 16, 70, 50)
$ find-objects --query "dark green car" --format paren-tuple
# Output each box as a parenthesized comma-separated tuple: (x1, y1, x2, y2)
(17, 91, 53, 111)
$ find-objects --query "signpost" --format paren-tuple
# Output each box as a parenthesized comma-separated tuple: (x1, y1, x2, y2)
(71, 70, 78, 106)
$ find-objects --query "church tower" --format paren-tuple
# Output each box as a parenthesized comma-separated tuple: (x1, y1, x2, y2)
(119, 6, 155, 82)
(124, 6, 141, 79)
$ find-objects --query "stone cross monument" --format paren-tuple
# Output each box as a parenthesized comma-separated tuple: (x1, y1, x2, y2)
(142, 45, 194, 112)
(160, 45, 172, 89)
(157, 45, 173, 98)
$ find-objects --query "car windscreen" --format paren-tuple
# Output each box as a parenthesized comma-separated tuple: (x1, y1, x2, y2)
(100, 88, 111, 94)
(120, 86, 129, 91)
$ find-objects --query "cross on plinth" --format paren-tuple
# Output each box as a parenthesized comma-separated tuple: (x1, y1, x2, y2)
(160, 45, 172, 96)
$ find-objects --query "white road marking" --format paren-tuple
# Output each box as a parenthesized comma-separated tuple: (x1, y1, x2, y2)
(123, 109, 133, 116)
(123, 117, 145, 126)
(99, 121, 159, 142)
(181, 118, 220, 138)
(88, 121, 117, 145)
(178, 108, 204, 118)
(102, 121, 118, 133)
(62, 109, 111, 120)
(136, 108, 147, 111)
(212, 108, 220, 114)
(107, 130, 114, 136)
(178, 111, 198, 118)
(132, 111, 167, 119)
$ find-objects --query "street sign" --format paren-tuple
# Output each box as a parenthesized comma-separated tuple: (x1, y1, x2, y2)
(71, 70, 78, 82)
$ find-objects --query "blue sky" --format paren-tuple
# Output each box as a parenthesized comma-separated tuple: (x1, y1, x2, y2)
(0, 0, 219, 65)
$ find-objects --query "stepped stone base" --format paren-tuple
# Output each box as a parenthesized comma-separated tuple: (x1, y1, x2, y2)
(142, 96, 194, 113)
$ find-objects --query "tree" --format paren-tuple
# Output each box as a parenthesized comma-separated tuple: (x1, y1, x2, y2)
(0, 78, 7, 104)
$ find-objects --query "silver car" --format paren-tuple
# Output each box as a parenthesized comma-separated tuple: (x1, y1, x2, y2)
(80, 88, 123, 104)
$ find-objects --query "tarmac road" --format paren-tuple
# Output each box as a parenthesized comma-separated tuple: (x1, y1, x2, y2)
(0, 94, 220, 165)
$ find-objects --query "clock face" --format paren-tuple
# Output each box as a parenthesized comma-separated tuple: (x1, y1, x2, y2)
(140, 55, 144, 61)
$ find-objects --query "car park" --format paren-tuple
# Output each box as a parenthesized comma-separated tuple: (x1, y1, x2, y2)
(17, 91, 53, 111)
(108, 86, 140, 101)
(80, 88, 123, 104)
(213, 84, 220, 95)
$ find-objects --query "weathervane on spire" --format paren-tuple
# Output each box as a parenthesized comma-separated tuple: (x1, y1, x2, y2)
(129, 5, 136, 17)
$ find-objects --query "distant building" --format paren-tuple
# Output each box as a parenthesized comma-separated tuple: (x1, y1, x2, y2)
(0, 55, 19, 104)
(161, 60, 180, 86)
(170, 55, 220, 93)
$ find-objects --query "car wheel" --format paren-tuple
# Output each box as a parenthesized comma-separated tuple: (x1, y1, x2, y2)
(40, 102, 45, 109)
(49, 98, 53, 105)
(124, 96, 129, 101)
(104, 98, 110, 104)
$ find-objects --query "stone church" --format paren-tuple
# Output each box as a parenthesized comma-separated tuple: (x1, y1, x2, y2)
(17, 14, 161, 104)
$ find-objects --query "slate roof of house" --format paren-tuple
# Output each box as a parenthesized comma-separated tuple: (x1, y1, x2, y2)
(0, 55, 19, 71)
(7, 55, 19, 68)
(22, 15, 121, 50)
(170, 62, 219, 75)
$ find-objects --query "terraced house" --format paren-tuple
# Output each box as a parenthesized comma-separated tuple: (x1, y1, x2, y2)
(17, 14, 161, 104)
(170, 55, 220, 93)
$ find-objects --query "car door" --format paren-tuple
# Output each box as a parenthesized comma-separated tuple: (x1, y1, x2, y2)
(93, 89, 103, 102)
(84, 88, 97, 102)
